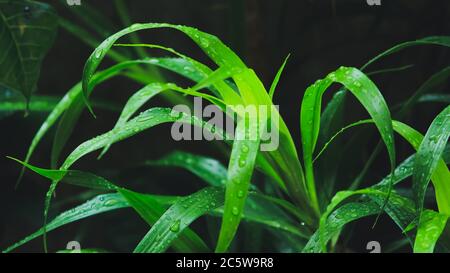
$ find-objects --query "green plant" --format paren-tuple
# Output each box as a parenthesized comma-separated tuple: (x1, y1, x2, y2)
(2, 14, 450, 253)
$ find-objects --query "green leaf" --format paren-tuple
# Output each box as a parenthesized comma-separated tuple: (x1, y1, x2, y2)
(314, 119, 372, 163)
(305, 191, 416, 253)
(220, 193, 311, 239)
(0, 93, 58, 113)
(303, 201, 380, 253)
(366, 64, 415, 76)
(41, 107, 225, 250)
(49, 59, 187, 169)
(269, 54, 290, 99)
(7, 157, 207, 252)
(145, 150, 308, 233)
(132, 185, 306, 253)
(98, 82, 171, 158)
(17, 60, 151, 187)
(303, 145, 450, 253)
(216, 115, 260, 252)
(62, 108, 223, 170)
(412, 106, 450, 216)
(367, 192, 416, 233)
(301, 67, 396, 213)
(392, 121, 450, 216)
(113, 0, 149, 61)
(146, 151, 307, 228)
(2, 193, 129, 253)
(7, 158, 309, 252)
(361, 36, 450, 70)
(119, 188, 210, 253)
(317, 36, 450, 188)
(144, 151, 227, 187)
(96, 53, 245, 159)
(133, 187, 223, 253)
(81, 23, 311, 251)
(82, 24, 305, 206)
(0, 0, 58, 101)
(418, 94, 450, 104)
(414, 210, 449, 253)
(313, 117, 450, 215)
(50, 96, 85, 168)
(81, 23, 245, 111)
(114, 43, 242, 105)
(315, 90, 347, 198)
(317, 89, 348, 148)
(396, 66, 450, 118)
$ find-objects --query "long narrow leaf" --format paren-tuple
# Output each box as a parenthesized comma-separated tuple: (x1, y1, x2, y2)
(412, 106, 450, 216)
(301, 67, 396, 212)
(133, 187, 223, 253)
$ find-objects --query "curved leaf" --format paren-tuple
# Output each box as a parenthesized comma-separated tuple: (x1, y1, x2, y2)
(81, 23, 246, 110)
(305, 144, 450, 253)
(7, 158, 207, 253)
(303, 201, 379, 253)
(98, 82, 171, 158)
(216, 116, 260, 252)
(144, 151, 227, 187)
(397, 66, 450, 118)
(412, 106, 450, 216)
(81, 23, 310, 252)
(41, 107, 226, 250)
(2, 193, 128, 253)
(269, 54, 290, 99)
(314, 117, 450, 215)
(17, 60, 152, 187)
(8, 159, 312, 252)
(133, 187, 223, 253)
(119, 188, 209, 253)
(418, 94, 450, 104)
(361, 36, 450, 70)
(0, 94, 58, 113)
(301, 66, 396, 212)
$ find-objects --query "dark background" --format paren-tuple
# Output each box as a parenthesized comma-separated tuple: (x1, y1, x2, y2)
(1, 0, 449, 252)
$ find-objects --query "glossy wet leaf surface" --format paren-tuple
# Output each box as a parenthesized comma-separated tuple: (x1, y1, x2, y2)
(0, 0, 58, 101)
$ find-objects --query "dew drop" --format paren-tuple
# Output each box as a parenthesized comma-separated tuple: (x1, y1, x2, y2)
(130, 23, 140, 30)
(241, 144, 249, 153)
(95, 49, 103, 59)
(104, 199, 118, 207)
(232, 207, 239, 216)
(198, 38, 210, 48)
(238, 158, 246, 167)
(170, 220, 181, 232)
(237, 190, 245, 198)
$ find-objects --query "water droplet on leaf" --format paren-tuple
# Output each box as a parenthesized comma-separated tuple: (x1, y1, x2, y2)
(170, 220, 181, 232)
(232, 207, 239, 216)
